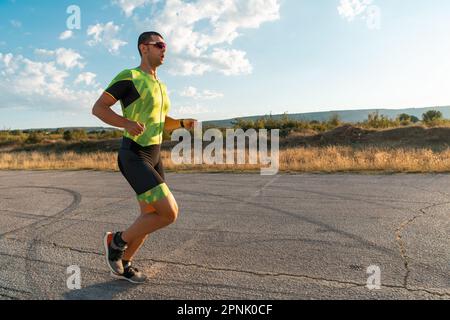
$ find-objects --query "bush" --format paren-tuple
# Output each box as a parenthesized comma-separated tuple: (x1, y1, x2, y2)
(231, 114, 337, 134)
(422, 110, 443, 124)
(362, 112, 399, 129)
(410, 115, 420, 123)
(395, 114, 419, 126)
(25, 131, 44, 144)
(10, 130, 23, 136)
(328, 114, 341, 127)
(63, 129, 87, 141)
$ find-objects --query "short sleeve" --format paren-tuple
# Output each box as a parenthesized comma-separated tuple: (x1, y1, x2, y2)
(105, 69, 133, 101)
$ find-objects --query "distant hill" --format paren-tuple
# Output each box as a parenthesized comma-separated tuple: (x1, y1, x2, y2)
(18, 127, 119, 133)
(203, 106, 450, 128)
(6, 105, 450, 131)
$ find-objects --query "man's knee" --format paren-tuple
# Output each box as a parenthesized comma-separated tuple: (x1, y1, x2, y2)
(160, 200, 179, 225)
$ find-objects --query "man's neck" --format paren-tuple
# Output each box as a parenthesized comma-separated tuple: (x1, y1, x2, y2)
(139, 61, 157, 79)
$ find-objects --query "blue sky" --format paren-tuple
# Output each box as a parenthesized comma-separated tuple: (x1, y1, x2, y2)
(1, 0, 449, 130)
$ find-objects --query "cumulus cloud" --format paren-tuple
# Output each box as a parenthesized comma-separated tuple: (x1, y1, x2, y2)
(34, 48, 54, 57)
(75, 72, 98, 86)
(130, 0, 280, 76)
(59, 30, 74, 40)
(0, 52, 100, 112)
(87, 22, 128, 54)
(338, 0, 372, 21)
(54, 48, 85, 69)
(113, 0, 156, 17)
(34, 48, 85, 69)
(180, 86, 224, 100)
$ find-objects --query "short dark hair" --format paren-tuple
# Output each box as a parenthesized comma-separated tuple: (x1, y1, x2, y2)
(138, 31, 164, 57)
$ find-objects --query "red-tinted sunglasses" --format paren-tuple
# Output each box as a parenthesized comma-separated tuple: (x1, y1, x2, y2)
(143, 41, 166, 50)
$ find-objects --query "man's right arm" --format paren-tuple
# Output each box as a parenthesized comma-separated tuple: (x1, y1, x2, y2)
(91, 93, 145, 136)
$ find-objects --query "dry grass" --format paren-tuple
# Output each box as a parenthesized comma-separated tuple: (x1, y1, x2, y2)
(2, 147, 450, 173)
(0, 151, 117, 171)
(278, 146, 450, 172)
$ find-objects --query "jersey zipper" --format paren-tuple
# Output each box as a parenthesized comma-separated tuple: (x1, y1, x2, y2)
(157, 80, 164, 145)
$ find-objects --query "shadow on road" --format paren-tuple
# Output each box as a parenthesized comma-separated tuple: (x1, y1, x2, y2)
(63, 280, 132, 300)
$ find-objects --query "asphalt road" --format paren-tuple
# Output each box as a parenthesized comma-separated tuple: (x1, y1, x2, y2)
(0, 170, 449, 300)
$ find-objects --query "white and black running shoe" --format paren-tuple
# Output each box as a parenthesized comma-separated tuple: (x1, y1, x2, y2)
(103, 232, 127, 275)
(111, 261, 147, 284)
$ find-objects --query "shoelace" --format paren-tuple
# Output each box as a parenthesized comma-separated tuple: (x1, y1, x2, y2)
(124, 266, 139, 276)
(109, 246, 125, 261)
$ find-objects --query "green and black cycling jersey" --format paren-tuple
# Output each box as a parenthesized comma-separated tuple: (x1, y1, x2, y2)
(105, 67, 171, 146)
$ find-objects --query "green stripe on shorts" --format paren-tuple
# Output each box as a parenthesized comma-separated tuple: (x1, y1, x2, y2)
(137, 183, 170, 204)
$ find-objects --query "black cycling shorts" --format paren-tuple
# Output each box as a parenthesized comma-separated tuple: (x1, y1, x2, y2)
(118, 137, 170, 204)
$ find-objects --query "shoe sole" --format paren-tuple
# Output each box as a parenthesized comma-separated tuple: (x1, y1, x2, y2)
(103, 232, 123, 275)
(110, 271, 146, 284)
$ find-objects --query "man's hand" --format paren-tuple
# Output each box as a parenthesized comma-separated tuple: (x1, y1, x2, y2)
(182, 119, 197, 130)
(125, 120, 146, 136)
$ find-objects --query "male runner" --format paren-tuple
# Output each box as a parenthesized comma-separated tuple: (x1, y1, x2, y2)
(92, 31, 196, 283)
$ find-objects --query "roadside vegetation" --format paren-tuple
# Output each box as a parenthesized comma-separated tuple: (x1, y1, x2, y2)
(2, 110, 450, 173)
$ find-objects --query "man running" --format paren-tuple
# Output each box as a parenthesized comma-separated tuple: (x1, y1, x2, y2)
(92, 31, 197, 283)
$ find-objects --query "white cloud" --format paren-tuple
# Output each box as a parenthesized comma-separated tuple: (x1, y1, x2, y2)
(113, 0, 154, 17)
(87, 21, 128, 54)
(170, 60, 212, 76)
(0, 52, 100, 113)
(133, 0, 280, 76)
(208, 48, 252, 76)
(34, 48, 54, 57)
(169, 48, 251, 76)
(10, 20, 22, 28)
(59, 30, 74, 40)
(55, 48, 85, 69)
(34, 48, 85, 69)
(75, 72, 98, 86)
(180, 86, 223, 100)
(338, 0, 373, 21)
(173, 104, 214, 115)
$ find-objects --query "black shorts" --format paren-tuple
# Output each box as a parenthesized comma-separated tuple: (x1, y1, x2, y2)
(118, 137, 171, 204)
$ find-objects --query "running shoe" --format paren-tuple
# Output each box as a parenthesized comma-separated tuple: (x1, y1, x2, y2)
(111, 261, 147, 284)
(103, 231, 127, 275)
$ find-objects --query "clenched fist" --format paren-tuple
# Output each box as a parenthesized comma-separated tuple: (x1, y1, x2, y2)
(182, 119, 197, 130)
(125, 120, 146, 136)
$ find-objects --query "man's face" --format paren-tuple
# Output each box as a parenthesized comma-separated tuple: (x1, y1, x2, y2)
(141, 35, 166, 67)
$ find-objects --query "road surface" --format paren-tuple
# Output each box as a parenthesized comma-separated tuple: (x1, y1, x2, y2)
(0, 170, 448, 299)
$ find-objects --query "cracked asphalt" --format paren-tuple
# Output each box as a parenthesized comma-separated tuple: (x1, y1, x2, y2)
(0, 170, 449, 300)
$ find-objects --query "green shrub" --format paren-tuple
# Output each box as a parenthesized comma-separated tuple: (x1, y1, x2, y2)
(25, 132, 44, 144)
(410, 115, 420, 123)
(362, 112, 399, 129)
(63, 129, 88, 141)
(422, 110, 443, 124)
(328, 114, 341, 127)
(10, 130, 23, 136)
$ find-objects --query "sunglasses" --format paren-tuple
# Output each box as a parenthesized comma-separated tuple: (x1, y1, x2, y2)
(143, 41, 167, 50)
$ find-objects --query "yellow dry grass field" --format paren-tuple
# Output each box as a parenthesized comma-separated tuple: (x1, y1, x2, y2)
(1, 147, 450, 173)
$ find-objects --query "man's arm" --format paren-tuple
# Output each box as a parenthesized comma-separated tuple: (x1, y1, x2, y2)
(91, 93, 145, 136)
(164, 116, 197, 132)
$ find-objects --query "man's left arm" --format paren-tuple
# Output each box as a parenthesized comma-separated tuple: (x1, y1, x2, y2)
(164, 116, 197, 132)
